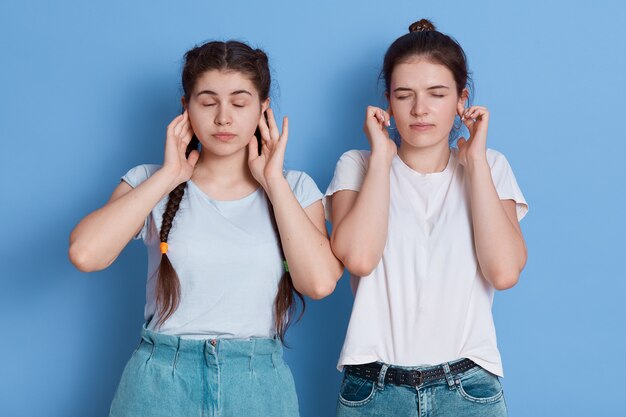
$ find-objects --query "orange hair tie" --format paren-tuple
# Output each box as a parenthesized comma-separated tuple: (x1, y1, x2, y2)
(160, 242, 169, 254)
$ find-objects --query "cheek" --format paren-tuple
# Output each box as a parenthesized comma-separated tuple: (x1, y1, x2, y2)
(433, 100, 458, 122)
(187, 105, 212, 127)
(238, 108, 263, 135)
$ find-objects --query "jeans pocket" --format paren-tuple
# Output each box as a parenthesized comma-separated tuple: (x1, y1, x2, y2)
(338, 373, 377, 407)
(455, 368, 504, 404)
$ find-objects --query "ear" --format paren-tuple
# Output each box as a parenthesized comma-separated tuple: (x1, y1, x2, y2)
(261, 98, 270, 114)
(457, 88, 469, 116)
(181, 96, 188, 111)
(385, 91, 394, 117)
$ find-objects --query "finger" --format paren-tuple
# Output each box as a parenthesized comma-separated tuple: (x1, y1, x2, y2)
(262, 141, 271, 157)
(366, 106, 384, 124)
(258, 113, 271, 142)
(247, 136, 259, 162)
(175, 119, 189, 137)
(469, 107, 488, 120)
(374, 108, 386, 125)
(266, 108, 279, 141)
(187, 149, 200, 167)
(278, 116, 289, 148)
(383, 109, 391, 126)
(457, 137, 467, 149)
(167, 114, 184, 136)
(180, 127, 194, 146)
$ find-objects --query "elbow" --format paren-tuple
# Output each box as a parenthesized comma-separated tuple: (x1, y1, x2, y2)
(306, 266, 343, 300)
(342, 254, 379, 277)
(298, 263, 343, 300)
(68, 242, 104, 272)
(306, 281, 337, 300)
(490, 270, 520, 291)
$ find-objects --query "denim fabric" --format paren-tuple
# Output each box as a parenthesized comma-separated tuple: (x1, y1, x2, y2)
(110, 325, 299, 417)
(336, 359, 506, 417)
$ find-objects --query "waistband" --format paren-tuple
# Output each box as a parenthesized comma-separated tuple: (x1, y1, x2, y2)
(140, 324, 283, 359)
(345, 358, 477, 388)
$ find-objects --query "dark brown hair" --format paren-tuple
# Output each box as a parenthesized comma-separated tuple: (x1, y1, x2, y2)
(382, 19, 473, 141)
(156, 41, 304, 343)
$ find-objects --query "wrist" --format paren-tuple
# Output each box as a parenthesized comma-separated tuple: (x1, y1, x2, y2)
(264, 176, 289, 199)
(156, 166, 184, 193)
(464, 157, 490, 176)
(370, 149, 395, 166)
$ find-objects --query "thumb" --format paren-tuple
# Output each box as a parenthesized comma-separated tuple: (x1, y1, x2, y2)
(247, 135, 259, 163)
(187, 149, 200, 168)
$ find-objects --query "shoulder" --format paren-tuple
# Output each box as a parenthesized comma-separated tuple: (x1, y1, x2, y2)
(486, 148, 506, 165)
(339, 149, 370, 167)
(283, 170, 320, 191)
(283, 170, 323, 207)
(122, 164, 161, 188)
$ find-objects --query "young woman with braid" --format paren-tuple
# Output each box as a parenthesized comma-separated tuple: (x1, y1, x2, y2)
(69, 40, 342, 417)
(324, 19, 528, 416)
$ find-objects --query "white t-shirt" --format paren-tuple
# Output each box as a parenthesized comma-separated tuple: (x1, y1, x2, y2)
(324, 148, 528, 377)
(122, 164, 323, 339)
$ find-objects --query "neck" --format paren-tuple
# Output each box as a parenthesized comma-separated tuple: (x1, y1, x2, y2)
(398, 140, 451, 174)
(192, 147, 256, 188)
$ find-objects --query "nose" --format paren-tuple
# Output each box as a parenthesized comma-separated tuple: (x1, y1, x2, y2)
(215, 106, 232, 126)
(411, 95, 428, 117)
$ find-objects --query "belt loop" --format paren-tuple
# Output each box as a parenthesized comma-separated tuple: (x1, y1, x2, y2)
(377, 364, 389, 389)
(442, 363, 455, 389)
(173, 336, 181, 372)
(249, 339, 256, 373)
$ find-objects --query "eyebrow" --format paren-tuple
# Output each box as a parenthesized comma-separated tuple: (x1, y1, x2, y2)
(392, 85, 450, 93)
(196, 90, 253, 97)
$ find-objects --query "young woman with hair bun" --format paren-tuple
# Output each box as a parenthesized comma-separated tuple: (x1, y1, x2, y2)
(69, 40, 343, 417)
(325, 19, 528, 416)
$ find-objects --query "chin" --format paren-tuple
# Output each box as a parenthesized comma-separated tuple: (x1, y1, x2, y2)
(201, 140, 248, 157)
(399, 135, 442, 150)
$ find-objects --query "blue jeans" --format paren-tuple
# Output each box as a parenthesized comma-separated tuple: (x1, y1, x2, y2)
(110, 325, 299, 417)
(336, 359, 507, 416)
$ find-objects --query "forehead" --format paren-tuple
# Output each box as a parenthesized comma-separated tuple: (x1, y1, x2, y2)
(192, 69, 259, 97)
(390, 58, 456, 90)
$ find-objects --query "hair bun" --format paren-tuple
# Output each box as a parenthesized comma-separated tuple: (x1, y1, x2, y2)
(409, 19, 436, 33)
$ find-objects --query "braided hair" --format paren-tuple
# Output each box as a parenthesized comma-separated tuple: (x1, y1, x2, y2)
(155, 41, 304, 343)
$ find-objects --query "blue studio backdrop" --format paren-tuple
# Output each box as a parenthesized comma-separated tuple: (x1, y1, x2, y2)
(1, 0, 625, 416)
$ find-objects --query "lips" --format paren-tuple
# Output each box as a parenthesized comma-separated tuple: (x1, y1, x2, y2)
(409, 123, 435, 131)
(212, 132, 236, 142)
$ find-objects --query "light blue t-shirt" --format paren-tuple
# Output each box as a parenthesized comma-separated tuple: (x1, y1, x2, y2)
(122, 164, 323, 339)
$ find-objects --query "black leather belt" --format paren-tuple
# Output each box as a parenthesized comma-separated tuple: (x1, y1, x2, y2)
(344, 358, 477, 387)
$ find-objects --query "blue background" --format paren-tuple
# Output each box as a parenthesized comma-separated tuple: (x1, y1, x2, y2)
(1, 0, 625, 416)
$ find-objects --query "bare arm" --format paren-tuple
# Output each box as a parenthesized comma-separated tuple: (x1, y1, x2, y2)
(69, 112, 199, 272)
(328, 106, 397, 277)
(69, 168, 180, 272)
(266, 179, 343, 300)
(457, 105, 527, 290)
(466, 161, 527, 290)
(248, 109, 343, 299)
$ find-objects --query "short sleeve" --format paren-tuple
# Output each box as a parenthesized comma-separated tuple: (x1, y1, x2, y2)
(284, 170, 323, 209)
(121, 164, 161, 240)
(487, 149, 529, 221)
(323, 150, 369, 219)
